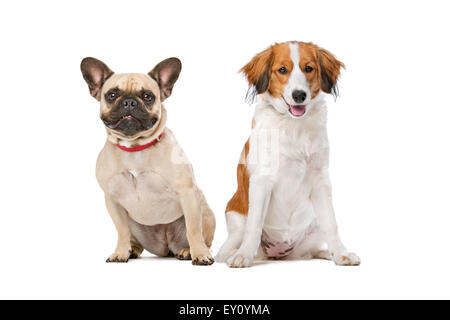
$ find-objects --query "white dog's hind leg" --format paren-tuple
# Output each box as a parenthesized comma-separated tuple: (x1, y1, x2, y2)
(216, 211, 246, 262)
(310, 169, 360, 266)
(287, 225, 331, 260)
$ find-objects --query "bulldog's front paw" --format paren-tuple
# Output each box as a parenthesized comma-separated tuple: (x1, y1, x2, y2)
(190, 246, 214, 266)
(227, 251, 254, 268)
(192, 254, 214, 266)
(333, 252, 361, 266)
(106, 249, 131, 263)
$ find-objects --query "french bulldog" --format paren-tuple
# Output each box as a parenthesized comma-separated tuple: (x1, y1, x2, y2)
(81, 57, 215, 265)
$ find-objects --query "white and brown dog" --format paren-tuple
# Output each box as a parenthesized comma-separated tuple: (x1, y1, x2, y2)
(81, 57, 215, 265)
(217, 41, 360, 268)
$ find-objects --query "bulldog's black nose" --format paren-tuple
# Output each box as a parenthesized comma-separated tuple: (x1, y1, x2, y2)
(292, 90, 307, 104)
(122, 98, 138, 110)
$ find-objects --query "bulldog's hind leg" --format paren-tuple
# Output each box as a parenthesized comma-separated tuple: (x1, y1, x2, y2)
(216, 211, 246, 262)
(127, 218, 171, 258)
(166, 216, 191, 260)
(129, 237, 144, 259)
(174, 248, 191, 260)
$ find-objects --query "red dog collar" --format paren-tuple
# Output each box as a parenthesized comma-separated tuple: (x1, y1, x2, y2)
(116, 133, 163, 152)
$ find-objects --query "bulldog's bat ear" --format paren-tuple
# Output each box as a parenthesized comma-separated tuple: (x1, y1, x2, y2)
(80, 57, 114, 100)
(149, 57, 182, 101)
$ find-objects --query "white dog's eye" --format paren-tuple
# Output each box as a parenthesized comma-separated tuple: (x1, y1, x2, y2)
(278, 66, 287, 74)
(305, 66, 314, 73)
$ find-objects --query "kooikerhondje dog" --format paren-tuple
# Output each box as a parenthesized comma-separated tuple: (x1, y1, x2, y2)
(217, 41, 360, 268)
(81, 57, 215, 265)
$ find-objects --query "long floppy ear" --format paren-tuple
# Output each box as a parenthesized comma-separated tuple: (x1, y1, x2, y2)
(80, 57, 114, 100)
(318, 47, 345, 97)
(149, 57, 182, 101)
(240, 47, 273, 103)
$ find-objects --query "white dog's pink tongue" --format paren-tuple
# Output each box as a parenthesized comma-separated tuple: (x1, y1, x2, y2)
(290, 105, 306, 116)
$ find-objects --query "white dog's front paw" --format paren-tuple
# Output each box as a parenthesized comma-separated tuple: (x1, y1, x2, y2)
(227, 251, 254, 268)
(333, 252, 361, 266)
(216, 248, 238, 263)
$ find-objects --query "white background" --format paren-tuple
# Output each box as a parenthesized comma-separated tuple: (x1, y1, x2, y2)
(1, 0, 449, 299)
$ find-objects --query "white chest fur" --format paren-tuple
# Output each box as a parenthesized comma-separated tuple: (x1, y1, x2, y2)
(251, 100, 330, 243)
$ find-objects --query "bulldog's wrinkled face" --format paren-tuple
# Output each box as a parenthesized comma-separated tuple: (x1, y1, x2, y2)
(81, 57, 181, 138)
(99, 74, 161, 137)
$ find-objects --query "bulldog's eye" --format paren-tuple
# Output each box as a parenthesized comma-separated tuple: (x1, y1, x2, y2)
(305, 66, 314, 73)
(142, 91, 155, 103)
(278, 67, 288, 74)
(105, 89, 119, 102)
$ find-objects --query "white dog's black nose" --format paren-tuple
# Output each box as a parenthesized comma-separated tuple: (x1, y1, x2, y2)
(292, 90, 307, 104)
(122, 98, 138, 110)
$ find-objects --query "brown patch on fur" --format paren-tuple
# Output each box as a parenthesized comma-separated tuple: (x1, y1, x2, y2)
(240, 43, 292, 97)
(299, 42, 345, 98)
(298, 42, 345, 98)
(266, 43, 293, 98)
(226, 139, 250, 215)
(298, 43, 322, 99)
(317, 46, 345, 96)
(240, 47, 273, 94)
